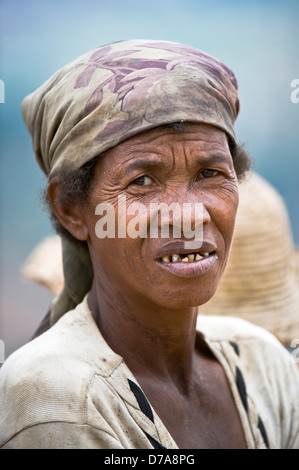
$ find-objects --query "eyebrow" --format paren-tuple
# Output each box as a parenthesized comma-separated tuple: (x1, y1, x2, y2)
(123, 158, 166, 173)
(195, 154, 232, 166)
(123, 153, 232, 174)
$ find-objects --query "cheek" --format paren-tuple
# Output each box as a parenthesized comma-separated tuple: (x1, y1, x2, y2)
(88, 229, 142, 292)
(86, 199, 145, 280)
(209, 186, 239, 243)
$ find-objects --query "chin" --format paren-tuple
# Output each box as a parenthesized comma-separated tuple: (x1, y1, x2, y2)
(148, 282, 220, 311)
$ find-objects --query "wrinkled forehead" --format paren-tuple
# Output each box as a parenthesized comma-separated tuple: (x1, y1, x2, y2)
(105, 122, 230, 153)
(94, 122, 233, 177)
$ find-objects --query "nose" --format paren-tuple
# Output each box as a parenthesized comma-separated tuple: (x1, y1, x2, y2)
(163, 186, 211, 226)
(157, 186, 211, 245)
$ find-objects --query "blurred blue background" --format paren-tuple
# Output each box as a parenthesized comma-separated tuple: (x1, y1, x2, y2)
(0, 0, 298, 357)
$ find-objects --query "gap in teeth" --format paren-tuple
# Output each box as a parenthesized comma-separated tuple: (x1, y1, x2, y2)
(162, 252, 211, 263)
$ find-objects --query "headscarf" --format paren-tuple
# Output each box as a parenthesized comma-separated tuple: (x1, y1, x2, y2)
(22, 39, 240, 325)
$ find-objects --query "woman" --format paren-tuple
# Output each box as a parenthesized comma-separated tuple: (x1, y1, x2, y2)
(0, 40, 298, 449)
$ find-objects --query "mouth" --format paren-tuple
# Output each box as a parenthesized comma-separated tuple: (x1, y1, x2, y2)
(155, 241, 218, 278)
(159, 250, 215, 263)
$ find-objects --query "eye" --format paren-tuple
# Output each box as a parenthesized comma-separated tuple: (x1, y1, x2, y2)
(199, 169, 219, 179)
(131, 175, 153, 186)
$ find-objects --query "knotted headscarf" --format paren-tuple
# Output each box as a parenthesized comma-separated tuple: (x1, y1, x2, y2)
(22, 39, 240, 325)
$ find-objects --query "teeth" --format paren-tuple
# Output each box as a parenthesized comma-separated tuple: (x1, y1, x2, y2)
(161, 252, 212, 263)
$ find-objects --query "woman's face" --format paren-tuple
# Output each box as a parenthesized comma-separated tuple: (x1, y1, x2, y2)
(81, 123, 239, 309)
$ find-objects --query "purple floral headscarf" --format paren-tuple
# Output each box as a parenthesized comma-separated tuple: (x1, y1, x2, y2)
(22, 39, 240, 324)
(22, 39, 239, 177)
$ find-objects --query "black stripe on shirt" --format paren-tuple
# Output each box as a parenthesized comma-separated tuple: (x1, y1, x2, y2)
(235, 366, 248, 412)
(229, 341, 240, 356)
(235, 366, 270, 449)
(145, 432, 167, 449)
(128, 378, 154, 423)
(257, 415, 270, 449)
(128, 379, 167, 448)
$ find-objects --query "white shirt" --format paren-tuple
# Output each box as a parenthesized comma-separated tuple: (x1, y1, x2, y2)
(0, 295, 298, 449)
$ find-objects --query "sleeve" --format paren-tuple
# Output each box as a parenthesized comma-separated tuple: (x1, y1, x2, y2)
(1, 422, 124, 449)
(239, 333, 299, 449)
(278, 352, 299, 449)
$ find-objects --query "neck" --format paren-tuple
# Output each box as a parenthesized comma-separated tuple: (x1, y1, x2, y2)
(88, 278, 199, 392)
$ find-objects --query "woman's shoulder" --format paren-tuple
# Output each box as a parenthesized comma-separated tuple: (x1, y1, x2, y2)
(197, 314, 298, 381)
(1, 316, 90, 389)
(0, 301, 121, 447)
(0, 312, 90, 438)
(197, 315, 299, 449)
(197, 314, 299, 393)
(1, 304, 92, 381)
(0, 298, 119, 394)
(197, 314, 284, 348)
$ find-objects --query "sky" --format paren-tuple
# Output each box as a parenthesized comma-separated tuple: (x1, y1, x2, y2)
(0, 0, 298, 358)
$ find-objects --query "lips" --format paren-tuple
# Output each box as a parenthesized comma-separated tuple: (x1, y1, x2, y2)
(155, 240, 217, 261)
(161, 251, 211, 263)
(154, 240, 218, 278)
